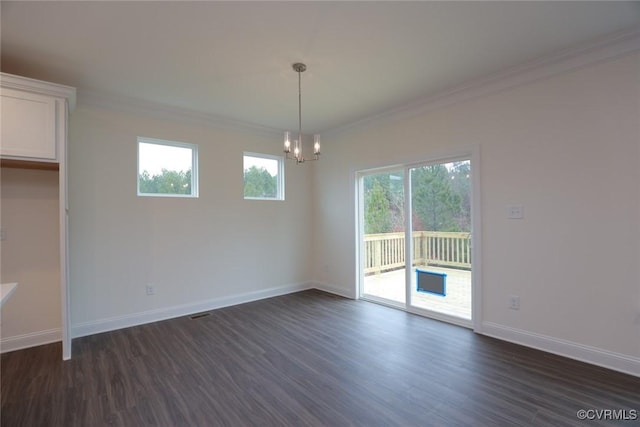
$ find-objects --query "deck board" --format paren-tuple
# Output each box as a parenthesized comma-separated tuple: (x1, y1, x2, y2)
(364, 266, 472, 319)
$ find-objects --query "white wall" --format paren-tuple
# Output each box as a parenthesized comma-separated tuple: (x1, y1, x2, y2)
(68, 104, 313, 336)
(1, 168, 61, 350)
(312, 53, 640, 374)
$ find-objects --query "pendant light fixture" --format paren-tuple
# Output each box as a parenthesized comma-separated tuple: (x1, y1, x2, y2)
(284, 63, 320, 163)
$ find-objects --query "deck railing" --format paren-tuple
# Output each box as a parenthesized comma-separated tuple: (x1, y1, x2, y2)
(364, 231, 471, 274)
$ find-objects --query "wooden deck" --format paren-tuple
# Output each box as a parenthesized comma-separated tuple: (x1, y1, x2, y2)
(363, 265, 471, 319)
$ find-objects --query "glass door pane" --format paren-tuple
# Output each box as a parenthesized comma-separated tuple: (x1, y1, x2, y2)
(361, 170, 406, 304)
(409, 160, 472, 319)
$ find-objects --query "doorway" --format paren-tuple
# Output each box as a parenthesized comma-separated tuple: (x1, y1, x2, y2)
(358, 154, 478, 328)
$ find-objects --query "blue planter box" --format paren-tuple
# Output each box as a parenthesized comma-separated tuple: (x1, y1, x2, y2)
(416, 269, 446, 296)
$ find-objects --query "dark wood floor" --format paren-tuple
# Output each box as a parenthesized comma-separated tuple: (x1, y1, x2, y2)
(2, 290, 639, 426)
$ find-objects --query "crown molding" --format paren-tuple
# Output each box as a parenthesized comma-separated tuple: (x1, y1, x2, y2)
(77, 88, 283, 137)
(1, 72, 76, 111)
(326, 28, 640, 136)
(75, 28, 640, 137)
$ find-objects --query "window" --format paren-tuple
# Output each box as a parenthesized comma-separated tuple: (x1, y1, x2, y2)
(137, 137, 198, 197)
(243, 152, 284, 200)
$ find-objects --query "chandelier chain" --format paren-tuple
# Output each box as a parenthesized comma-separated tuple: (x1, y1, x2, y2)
(298, 66, 302, 157)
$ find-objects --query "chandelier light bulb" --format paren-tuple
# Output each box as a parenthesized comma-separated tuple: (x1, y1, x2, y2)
(284, 131, 291, 153)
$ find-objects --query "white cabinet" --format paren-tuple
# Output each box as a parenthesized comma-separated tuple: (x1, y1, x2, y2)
(1, 73, 75, 163)
(0, 73, 75, 360)
(1, 88, 57, 160)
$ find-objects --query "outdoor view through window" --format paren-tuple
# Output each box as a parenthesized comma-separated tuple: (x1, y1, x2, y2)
(362, 160, 472, 320)
(243, 153, 282, 200)
(137, 138, 197, 197)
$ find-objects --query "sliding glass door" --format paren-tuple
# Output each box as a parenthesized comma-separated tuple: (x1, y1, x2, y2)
(358, 157, 474, 326)
(360, 169, 406, 305)
(409, 161, 472, 320)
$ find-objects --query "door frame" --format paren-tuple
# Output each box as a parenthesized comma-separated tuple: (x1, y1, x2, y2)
(355, 146, 482, 332)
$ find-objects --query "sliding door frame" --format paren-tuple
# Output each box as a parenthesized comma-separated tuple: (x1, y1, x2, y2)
(356, 164, 406, 309)
(356, 146, 482, 332)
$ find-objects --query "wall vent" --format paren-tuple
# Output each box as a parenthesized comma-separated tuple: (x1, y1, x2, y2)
(189, 312, 211, 320)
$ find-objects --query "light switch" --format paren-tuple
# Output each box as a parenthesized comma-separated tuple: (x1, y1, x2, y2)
(0, 228, 5, 241)
(507, 205, 524, 219)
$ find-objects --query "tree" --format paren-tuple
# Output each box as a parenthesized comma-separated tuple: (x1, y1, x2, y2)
(449, 161, 471, 231)
(139, 169, 192, 194)
(363, 173, 405, 233)
(243, 166, 277, 198)
(362, 163, 471, 236)
(411, 164, 462, 232)
(364, 178, 391, 234)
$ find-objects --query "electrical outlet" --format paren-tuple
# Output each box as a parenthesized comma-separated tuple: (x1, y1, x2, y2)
(145, 285, 156, 296)
(509, 295, 520, 310)
(507, 205, 524, 219)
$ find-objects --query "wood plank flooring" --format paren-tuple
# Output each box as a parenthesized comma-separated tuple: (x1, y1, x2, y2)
(2, 290, 639, 426)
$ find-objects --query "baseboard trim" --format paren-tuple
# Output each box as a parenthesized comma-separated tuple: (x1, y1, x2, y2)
(72, 282, 313, 339)
(312, 281, 356, 299)
(482, 322, 640, 378)
(1, 328, 62, 353)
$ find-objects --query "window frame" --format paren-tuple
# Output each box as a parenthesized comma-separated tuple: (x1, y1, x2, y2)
(243, 152, 285, 201)
(137, 136, 199, 198)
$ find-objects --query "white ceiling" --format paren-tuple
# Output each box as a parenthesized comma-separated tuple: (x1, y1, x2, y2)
(2, 1, 640, 134)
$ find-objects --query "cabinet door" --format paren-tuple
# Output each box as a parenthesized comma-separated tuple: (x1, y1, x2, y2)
(1, 87, 57, 161)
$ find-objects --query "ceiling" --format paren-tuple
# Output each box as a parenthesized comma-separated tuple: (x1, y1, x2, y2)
(2, 1, 640, 134)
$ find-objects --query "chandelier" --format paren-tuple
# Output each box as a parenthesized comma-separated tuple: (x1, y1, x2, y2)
(284, 63, 320, 163)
